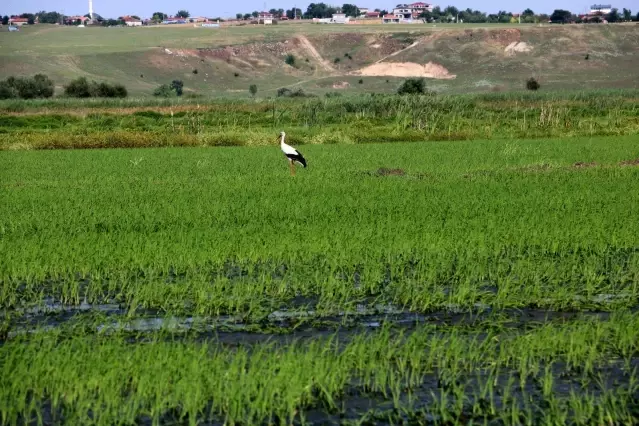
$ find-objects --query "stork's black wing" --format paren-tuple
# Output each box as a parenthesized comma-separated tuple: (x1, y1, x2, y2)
(286, 151, 307, 168)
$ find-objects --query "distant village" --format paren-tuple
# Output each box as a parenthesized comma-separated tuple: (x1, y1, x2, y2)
(2, 3, 635, 29)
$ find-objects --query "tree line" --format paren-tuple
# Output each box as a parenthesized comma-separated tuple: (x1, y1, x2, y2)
(230, 3, 638, 23)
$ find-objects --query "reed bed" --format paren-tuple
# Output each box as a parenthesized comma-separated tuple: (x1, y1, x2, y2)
(1, 90, 638, 150)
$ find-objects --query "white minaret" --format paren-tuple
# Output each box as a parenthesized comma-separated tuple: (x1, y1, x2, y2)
(88, 0, 94, 22)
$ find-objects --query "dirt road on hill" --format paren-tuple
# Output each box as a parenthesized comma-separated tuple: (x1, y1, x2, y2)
(297, 35, 336, 73)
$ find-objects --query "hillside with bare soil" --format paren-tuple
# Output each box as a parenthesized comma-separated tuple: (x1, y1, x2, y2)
(1, 24, 637, 95)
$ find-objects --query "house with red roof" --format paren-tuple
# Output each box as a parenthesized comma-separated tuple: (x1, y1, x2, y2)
(9, 17, 30, 25)
(122, 16, 142, 26)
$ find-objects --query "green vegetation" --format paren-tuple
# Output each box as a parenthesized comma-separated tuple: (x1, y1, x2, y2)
(526, 77, 540, 91)
(1, 90, 637, 150)
(153, 80, 184, 97)
(285, 54, 297, 67)
(0, 74, 54, 100)
(397, 78, 427, 95)
(2, 316, 638, 425)
(64, 77, 127, 98)
(1, 131, 639, 423)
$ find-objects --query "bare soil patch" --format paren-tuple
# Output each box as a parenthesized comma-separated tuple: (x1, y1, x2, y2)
(573, 161, 598, 168)
(619, 158, 639, 166)
(488, 28, 521, 47)
(504, 41, 532, 55)
(356, 62, 456, 79)
(375, 167, 406, 177)
(332, 81, 350, 89)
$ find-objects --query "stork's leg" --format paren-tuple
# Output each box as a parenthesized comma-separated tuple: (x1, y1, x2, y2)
(289, 160, 296, 176)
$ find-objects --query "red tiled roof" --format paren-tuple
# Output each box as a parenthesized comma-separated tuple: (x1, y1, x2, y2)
(10, 18, 29, 22)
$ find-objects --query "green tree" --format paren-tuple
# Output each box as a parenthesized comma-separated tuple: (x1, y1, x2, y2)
(36, 11, 63, 24)
(153, 84, 173, 97)
(341, 4, 359, 17)
(0, 81, 18, 99)
(27, 17, 35, 24)
(550, 9, 572, 23)
(286, 8, 302, 19)
(622, 8, 632, 21)
(251, 11, 259, 18)
(607, 8, 620, 22)
(176, 10, 190, 18)
(249, 84, 258, 97)
(236, 13, 243, 19)
(419, 10, 433, 21)
(304, 3, 338, 18)
(2, 74, 55, 99)
(2, 16, 9, 25)
(243, 13, 251, 20)
(171, 80, 184, 96)
(151, 12, 166, 22)
(526, 77, 540, 91)
(397, 78, 426, 95)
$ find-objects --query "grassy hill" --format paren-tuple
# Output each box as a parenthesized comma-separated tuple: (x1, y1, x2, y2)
(0, 22, 638, 96)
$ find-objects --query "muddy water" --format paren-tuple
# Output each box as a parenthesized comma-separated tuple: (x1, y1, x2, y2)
(3, 296, 621, 342)
(4, 296, 638, 424)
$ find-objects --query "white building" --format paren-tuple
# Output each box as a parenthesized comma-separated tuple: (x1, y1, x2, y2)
(331, 13, 349, 23)
(589, 4, 612, 14)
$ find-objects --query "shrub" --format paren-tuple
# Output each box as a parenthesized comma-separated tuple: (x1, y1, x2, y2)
(0, 74, 55, 99)
(397, 78, 426, 95)
(0, 81, 18, 99)
(334, 57, 341, 64)
(153, 84, 174, 97)
(358, 79, 363, 84)
(276, 87, 313, 98)
(277, 87, 292, 97)
(64, 77, 127, 98)
(192, 69, 198, 74)
(64, 77, 92, 98)
(170, 80, 184, 96)
(285, 54, 296, 66)
(526, 77, 540, 91)
(249, 84, 258, 97)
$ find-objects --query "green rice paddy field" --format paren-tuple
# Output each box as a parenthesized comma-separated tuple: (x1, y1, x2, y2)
(1, 92, 639, 425)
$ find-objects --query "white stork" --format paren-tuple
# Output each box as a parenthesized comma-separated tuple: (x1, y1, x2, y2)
(279, 131, 307, 176)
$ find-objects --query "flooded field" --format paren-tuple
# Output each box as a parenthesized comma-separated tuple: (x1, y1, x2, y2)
(1, 135, 639, 424)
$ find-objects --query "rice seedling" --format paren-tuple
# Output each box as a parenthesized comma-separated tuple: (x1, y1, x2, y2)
(1, 104, 638, 423)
